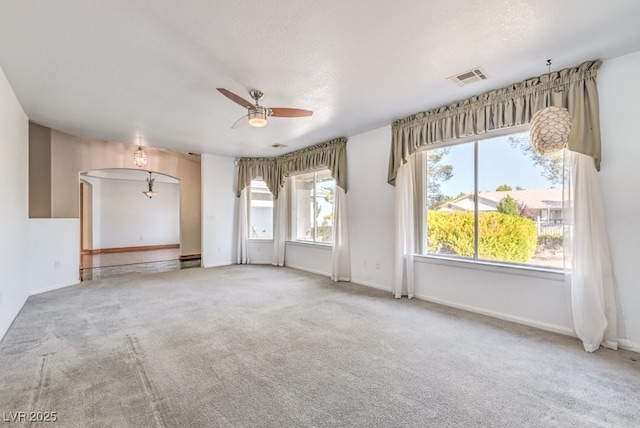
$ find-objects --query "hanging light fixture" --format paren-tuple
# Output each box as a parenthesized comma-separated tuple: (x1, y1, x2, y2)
(133, 146, 148, 168)
(143, 171, 157, 198)
(530, 60, 572, 154)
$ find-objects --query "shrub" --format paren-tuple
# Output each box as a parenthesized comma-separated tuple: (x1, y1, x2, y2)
(538, 234, 563, 250)
(427, 211, 537, 263)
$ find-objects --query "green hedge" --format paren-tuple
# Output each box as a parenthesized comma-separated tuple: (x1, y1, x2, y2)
(538, 234, 563, 250)
(427, 211, 537, 263)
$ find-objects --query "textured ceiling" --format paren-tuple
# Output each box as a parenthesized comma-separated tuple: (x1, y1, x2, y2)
(1, 0, 640, 158)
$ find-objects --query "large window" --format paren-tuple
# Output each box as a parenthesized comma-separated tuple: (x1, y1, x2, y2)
(425, 131, 568, 269)
(292, 169, 335, 244)
(249, 179, 273, 239)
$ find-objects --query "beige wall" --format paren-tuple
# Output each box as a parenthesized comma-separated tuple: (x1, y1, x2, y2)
(28, 122, 52, 217)
(80, 180, 92, 251)
(46, 129, 201, 256)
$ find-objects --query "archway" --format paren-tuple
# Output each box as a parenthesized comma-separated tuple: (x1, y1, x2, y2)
(79, 168, 182, 279)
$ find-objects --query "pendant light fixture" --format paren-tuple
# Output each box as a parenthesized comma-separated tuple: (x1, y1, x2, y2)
(133, 146, 148, 168)
(143, 171, 157, 198)
(530, 60, 572, 154)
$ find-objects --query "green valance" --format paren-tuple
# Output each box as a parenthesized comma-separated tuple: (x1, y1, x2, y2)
(236, 157, 280, 198)
(236, 137, 348, 198)
(388, 60, 602, 185)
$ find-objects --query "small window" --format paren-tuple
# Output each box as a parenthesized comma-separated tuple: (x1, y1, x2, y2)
(425, 131, 568, 270)
(249, 179, 273, 239)
(292, 169, 335, 244)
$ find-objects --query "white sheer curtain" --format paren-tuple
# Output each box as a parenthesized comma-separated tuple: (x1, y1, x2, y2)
(570, 151, 617, 352)
(331, 185, 351, 281)
(393, 161, 415, 298)
(236, 187, 249, 264)
(272, 182, 287, 267)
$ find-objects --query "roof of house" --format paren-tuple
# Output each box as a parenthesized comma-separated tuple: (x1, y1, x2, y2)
(440, 188, 566, 211)
(479, 188, 566, 209)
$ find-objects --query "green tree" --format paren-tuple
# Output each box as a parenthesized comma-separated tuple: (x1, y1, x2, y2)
(496, 184, 512, 191)
(324, 188, 334, 204)
(496, 195, 519, 215)
(509, 134, 563, 185)
(427, 148, 454, 209)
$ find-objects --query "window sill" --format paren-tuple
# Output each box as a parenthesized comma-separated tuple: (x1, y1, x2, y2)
(248, 238, 274, 242)
(286, 240, 333, 249)
(414, 254, 566, 282)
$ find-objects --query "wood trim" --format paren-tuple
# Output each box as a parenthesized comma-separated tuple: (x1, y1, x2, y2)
(86, 244, 180, 255)
(179, 254, 201, 261)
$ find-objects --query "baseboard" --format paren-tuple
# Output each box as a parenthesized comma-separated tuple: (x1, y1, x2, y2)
(352, 278, 393, 293)
(179, 253, 201, 261)
(284, 263, 331, 278)
(85, 244, 179, 255)
(30, 280, 79, 296)
(413, 292, 576, 338)
(618, 339, 640, 353)
(201, 261, 233, 269)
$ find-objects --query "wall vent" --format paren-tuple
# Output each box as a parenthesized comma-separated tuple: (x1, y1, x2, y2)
(271, 143, 288, 148)
(448, 67, 489, 87)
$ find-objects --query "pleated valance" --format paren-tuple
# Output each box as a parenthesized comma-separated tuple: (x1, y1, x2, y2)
(388, 60, 602, 185)
(236, 137, 348, 198)
(236, 157, 280, 197)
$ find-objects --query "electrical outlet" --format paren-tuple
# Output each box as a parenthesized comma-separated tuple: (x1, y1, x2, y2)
(140, 235, 143, 241)
(363, 260, 367, 267)
(0, 291, 3, 305)
(375, 262, 380, 269)
(54, 261, 61, 270)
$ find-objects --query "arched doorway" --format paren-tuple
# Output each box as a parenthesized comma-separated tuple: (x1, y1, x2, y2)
(79, 168, 183, 280)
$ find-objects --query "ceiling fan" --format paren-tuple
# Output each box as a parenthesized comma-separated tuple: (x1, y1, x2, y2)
(217, 88, 313, 129)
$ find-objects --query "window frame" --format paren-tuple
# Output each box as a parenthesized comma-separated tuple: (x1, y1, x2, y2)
(248, 178, 274, 241)
(421, 126, 567, 274)
(290, 168, 335, 246)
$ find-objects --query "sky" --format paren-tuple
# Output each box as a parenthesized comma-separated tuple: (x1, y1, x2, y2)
(434, 132, 560, 197)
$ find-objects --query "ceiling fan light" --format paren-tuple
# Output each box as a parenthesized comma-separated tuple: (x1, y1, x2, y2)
(143, 190, 157, 198)
(248, 109, 268, 127)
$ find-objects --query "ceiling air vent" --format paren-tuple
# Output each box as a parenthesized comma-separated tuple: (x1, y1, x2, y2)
(448, 67, 489, 87)
(271, 143, 288, 149)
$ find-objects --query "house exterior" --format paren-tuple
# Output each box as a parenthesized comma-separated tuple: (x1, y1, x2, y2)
(439, 188, 565, 226)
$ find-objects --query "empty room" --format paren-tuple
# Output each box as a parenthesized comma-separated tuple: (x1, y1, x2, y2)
(1, 1, 639, 426)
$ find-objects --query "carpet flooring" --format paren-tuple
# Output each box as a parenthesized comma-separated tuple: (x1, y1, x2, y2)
(0, 265, 638, 427)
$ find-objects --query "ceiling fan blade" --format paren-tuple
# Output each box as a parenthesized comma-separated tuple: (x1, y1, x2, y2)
(231, 115, 249, 129)
(217, 88, 254, 109)
(269, 108, 313, 118)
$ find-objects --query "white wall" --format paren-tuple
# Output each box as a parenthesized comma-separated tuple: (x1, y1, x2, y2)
(247, 240, 273, 264)
(285, 242, 332, 276)
(97, 178, 180, 248)
(598, 51, 640, 352)
(0, 66, 30, 342)
(28, 219, 80, 295)
(347, 127, 395, 290)
(201, 154, 237, 268)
